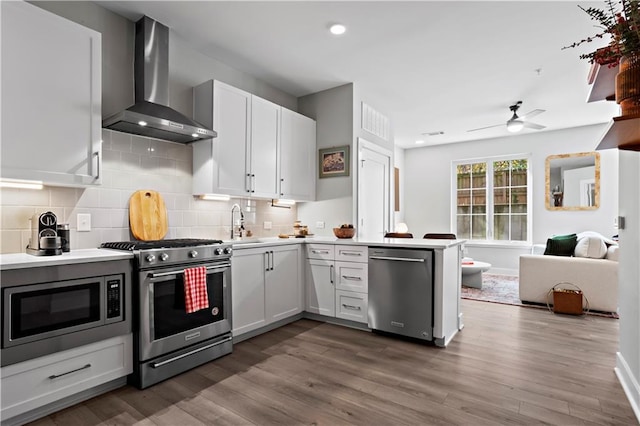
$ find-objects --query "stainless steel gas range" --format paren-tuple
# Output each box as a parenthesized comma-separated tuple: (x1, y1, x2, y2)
(100, 238, 232, 389)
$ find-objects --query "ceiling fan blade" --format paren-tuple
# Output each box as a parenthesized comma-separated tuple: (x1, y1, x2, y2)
(467, 123, 504, 132)
(523, 121, 546, 130)
(519, 109, 545, 121)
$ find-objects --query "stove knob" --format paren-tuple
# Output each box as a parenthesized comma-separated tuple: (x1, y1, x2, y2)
(188, 250, 198, 258)
(146, 254, 156, 263)
(224, 247, 233, 255)
(215, 247, 223, 255)
(159, 253, 169, 261)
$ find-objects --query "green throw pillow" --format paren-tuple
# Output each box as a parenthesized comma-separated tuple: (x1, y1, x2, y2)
(544, 233, 578, 256)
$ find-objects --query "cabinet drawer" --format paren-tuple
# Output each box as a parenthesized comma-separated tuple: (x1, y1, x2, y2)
(335, 261, 368, 293)
(335, 290, 368, 323)
(335, 245, 368, 263)
(306, 244, 334, 260)
(1, 334, 132, 421)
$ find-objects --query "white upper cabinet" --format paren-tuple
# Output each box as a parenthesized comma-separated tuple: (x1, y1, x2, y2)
(280, 108, 316, 201)
(1, 1, 102, 187)
(193, 80, 316, 201)
(193, 80, 251, 196)
(250, 96, 280, 198)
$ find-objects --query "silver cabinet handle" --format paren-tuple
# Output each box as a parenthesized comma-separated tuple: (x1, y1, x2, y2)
(369, 256, 425, 263)
(270, 251, 274, 271)
(342, 304, 361, 311)
(246, 173, 251, 193)
(265, 251, 270, 271)
(94, 151, 101, 180)
(49, 363, 91, 379)
(342, 275, 362, 281)
(151, 336, 233, 368)
(341, 251, 362, 256)
(251, 174, 256, 193)
(312, 250, 330, 254)
(330, 264, 334, 284)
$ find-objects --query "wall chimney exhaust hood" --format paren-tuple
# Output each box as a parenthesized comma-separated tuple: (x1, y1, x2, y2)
(103, 16, 216, 144)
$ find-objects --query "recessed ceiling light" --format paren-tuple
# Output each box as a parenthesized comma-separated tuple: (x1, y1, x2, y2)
(415, 140, 425, 144)
(329, 24, 346, 35)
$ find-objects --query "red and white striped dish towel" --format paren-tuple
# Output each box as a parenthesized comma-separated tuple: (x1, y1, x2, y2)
(183, 266, 209, 313)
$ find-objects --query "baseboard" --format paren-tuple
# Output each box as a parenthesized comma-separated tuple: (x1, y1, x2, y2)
(615, 351, 640, 423)
(232, 313, 304, 344)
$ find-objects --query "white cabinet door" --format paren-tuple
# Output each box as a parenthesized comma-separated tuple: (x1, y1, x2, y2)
(193, 80, 251, 196)
(305, 258, 335, 317)
(1, 1, 102, 187)
(266, 245, 302, 323)
(231, 248, 267, 336)
(280, 109, 316, 201)
(250, 96, 280, 198)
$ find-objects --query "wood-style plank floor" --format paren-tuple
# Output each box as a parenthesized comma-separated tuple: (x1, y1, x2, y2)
(29, 300, 638, 425)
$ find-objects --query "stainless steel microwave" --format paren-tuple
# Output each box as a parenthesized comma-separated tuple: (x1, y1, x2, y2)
(1, 261, 132, 366)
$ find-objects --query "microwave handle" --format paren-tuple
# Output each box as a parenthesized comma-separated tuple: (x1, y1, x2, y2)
(149, 263, 231, 279)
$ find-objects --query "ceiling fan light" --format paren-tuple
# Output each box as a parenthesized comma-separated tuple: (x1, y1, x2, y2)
(507, 120, 524, 133)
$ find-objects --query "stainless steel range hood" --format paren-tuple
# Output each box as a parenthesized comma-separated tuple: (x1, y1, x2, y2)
(103, 16, 216, 144)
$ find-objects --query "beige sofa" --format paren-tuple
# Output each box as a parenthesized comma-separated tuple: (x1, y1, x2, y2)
(519, 245, 618, 313)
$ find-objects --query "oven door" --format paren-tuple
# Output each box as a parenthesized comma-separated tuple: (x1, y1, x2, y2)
(138, 261, 231, 361)
(3, 277, 105, 349)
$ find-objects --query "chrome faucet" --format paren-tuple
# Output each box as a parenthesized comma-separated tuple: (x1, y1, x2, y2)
(230, 203, 245, 239)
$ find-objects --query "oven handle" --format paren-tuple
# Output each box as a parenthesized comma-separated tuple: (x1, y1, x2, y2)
(151, 336, 233, 368)
(149, 263, 231, 279)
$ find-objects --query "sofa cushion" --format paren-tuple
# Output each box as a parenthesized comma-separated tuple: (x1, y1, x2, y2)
(544, 233, 578, 256)
(574, 235, 607, 258)
(605, 245, 619, 261)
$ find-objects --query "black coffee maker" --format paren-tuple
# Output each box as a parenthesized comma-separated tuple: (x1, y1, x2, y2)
(26, 211, 62, 256)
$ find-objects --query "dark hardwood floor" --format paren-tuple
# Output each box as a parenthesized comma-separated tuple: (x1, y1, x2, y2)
(29, 300, 638, 425)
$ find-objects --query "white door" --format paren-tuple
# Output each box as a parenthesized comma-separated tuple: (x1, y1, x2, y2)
(250, 96, 280, 198)
(358, 139, 391, 239)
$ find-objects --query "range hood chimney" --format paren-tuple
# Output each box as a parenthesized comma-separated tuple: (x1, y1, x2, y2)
(102, 16, 216, 144)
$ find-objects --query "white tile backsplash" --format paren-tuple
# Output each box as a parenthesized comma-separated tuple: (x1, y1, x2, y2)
(0, 129, 297, 253)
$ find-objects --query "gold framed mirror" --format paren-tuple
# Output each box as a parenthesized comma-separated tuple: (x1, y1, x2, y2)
(545, 151, 600, 210)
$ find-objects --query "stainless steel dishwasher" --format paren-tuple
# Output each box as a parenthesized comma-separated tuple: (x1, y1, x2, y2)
(368, 247, 434, 341)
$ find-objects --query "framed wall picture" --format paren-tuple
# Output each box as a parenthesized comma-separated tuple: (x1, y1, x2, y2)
(319, 146, 350, 178)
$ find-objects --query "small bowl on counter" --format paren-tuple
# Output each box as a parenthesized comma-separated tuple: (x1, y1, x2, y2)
(333, 227, 356, 239)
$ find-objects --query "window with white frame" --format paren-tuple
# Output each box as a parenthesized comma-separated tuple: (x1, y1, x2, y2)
(453, 155, 530, 242)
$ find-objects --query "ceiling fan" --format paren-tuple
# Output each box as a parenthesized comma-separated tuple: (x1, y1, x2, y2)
(467, 101, 546, 133)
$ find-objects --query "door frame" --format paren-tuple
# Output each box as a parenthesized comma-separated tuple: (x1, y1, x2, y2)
(356, 138, 393, 238)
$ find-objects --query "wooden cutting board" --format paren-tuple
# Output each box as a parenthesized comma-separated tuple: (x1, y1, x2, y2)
(129, 190, 168, 241)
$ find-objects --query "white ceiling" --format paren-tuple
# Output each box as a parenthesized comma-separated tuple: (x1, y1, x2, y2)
(95, 1, 619, 149)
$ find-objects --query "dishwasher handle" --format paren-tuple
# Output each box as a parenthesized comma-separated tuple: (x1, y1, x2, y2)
(369, 255, 425, 263)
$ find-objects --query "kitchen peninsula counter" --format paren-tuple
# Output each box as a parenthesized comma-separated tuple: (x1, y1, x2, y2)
(230, 236, 465, 249)
(232, 235, 465, 347)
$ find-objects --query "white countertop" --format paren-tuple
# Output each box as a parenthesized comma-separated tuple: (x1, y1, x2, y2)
(0, 249, 134, 270)
(230, 236, 465, 250)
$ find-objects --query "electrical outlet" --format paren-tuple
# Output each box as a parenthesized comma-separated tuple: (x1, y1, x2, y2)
(316, 221, 325, 229)
(77, 213, 91, 232)
(263, 221, 272, 230)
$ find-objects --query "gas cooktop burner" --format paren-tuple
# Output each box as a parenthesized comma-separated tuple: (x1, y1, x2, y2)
(100, 238, 223, 251)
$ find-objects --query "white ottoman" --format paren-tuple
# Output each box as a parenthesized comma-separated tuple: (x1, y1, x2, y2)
(461, 260, 492, 289)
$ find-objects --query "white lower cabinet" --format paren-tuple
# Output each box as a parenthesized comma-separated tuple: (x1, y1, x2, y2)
(232, 244, 302, 337)
(0, 334, 132, 422)
(335, 290, 368, 323)
(306, 244, 368, 323)
(305, 258, 336, 317)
